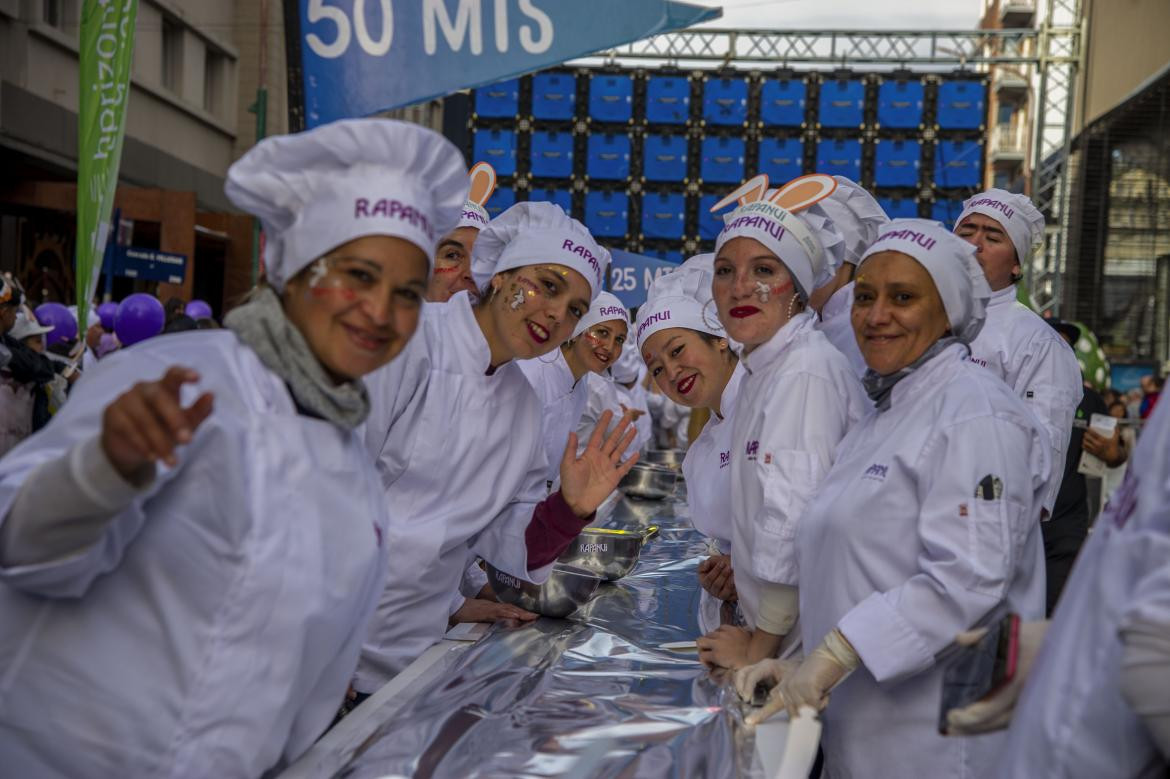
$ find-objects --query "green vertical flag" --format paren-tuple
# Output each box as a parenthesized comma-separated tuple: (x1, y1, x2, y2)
(77, 0, 138, 331)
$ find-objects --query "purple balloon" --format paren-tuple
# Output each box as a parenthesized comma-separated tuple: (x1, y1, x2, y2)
(185, 299, 213, 320)
(34, 302, 78, 346)
(97, 301, 119, 331)
(115, 294, 165, 346)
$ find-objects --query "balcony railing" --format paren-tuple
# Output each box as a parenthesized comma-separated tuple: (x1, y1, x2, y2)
(993, 124, 1028, 159)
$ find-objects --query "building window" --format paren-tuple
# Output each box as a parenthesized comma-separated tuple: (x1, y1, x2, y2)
(42, 0, 65, 29)
(997, 103, 1016, 127)
(162, 17, 183, 93)
(204, 49, 225, 116)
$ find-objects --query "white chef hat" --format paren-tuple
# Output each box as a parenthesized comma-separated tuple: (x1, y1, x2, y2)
(225, 118, 468, 291)
(955, 188, 1046, 266)
(455, 162, 497, 231)
(634, 253, 725, 349)
(472, 202, 609, 300)
(858, 218, 992, 344)
(712, 174, 841, 300)
(611, 345, 643, 384)
(572, 291, 629, 339)
(813, 176, 890, 268)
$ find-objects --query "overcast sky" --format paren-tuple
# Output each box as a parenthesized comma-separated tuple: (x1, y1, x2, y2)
(689, 0, 983, 31)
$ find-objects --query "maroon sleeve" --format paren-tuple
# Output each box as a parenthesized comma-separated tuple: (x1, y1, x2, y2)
(524, 490, 594, 569)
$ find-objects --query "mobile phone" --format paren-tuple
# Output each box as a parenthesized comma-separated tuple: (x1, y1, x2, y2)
(938, 613, 1020, 735)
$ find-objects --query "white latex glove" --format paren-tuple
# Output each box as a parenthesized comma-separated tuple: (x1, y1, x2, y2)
(945, 620, 1050, 735)
(747, 628, 859, 726)
(733, 657, 799, 702)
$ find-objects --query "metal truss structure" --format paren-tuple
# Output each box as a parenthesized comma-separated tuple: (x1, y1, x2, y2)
(586, 2, 1084, 313)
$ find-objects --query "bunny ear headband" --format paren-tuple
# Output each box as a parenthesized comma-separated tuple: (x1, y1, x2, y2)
(710, 174, 839, 299)
(457, 161, 498, 230)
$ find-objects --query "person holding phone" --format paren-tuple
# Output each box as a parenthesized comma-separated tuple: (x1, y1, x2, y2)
(946, 397, 1170, 777)
(735, 220, 1050, 777)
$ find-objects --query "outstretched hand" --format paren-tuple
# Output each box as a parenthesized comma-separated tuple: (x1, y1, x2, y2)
(559, 409, 640, 518)
(101, 366, 214, 483)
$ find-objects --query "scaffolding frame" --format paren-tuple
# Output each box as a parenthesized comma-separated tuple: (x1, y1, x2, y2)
(584, 11, 1083, 313)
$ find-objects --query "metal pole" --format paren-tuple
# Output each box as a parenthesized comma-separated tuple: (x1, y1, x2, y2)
(249, 0, 270, 286)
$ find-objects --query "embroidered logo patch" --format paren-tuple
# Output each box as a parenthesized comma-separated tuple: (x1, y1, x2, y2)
(745, 440, 759, 460)
(863, 463, 889, 482)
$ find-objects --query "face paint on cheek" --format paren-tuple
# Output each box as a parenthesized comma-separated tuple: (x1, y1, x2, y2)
(433, 267, 461, 275)
(509, 286, 525, 310)
(309, 286, 358, 301)
(754, 281, 772, 303)
(770, 280, 794, 297)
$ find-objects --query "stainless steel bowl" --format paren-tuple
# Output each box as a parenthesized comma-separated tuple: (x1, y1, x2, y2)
(556, 525, 659, 581)
(642, 449, 686, 470)
(485, 562, 602, 618)
(619, 462, 679, 500)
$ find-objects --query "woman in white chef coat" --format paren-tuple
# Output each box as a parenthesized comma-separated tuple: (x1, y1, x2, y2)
(519, 290, 629, 486)
(695, 174, 868, 671)
(945, 399, 1170, 778)
(357, 202, 639, 695)
(427, 162, 496, 304)
(634, 254, 744, 633)
(953, 189, 1083, 612)
(737, 218, 1050, 778)
(0, 119, 467, 778)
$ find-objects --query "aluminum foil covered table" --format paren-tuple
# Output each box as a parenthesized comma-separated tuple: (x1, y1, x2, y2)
(281, 492, 783, 779)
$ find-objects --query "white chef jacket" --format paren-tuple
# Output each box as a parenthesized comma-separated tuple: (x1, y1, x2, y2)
(683, 361, 745, 549)
(798, 343, 1049, 779)
(968, 284, 1082, 512)
(518, 351, 587, 484)
(358, 292, 551, 691)
(575, 371, 626, 454)
(729, 311, 867, 632)
(614, 380, 653, 453)
(1000, 399, 1170, 778)
(683, 361, 746, 633)
(816, 281, 867, 378)
(0, 331, 389, 778)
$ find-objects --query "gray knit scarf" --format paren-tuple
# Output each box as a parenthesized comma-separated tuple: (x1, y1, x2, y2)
(225, 287, 370, 429)
(862, 336, 961, 412)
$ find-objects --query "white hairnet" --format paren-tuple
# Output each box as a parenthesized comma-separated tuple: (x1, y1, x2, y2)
(956, 188, 1046, 266)
(858, 218, 991, 344)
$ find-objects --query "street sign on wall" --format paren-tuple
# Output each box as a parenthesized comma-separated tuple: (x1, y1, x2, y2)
(283, 0, 720, 129)
(113, 247, 187, 285)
